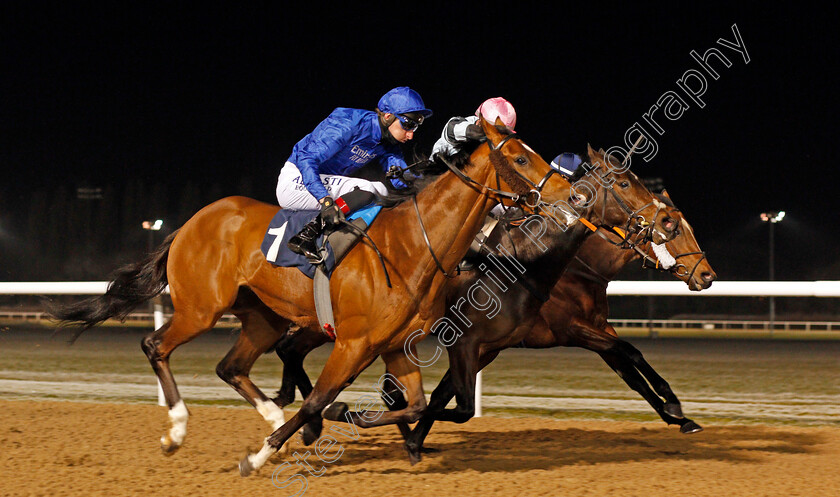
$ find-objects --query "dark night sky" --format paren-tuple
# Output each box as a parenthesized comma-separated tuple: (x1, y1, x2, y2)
(1, 3, 837, 281)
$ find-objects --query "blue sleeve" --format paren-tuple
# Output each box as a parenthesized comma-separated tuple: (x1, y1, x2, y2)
(295, 117, 352, 200)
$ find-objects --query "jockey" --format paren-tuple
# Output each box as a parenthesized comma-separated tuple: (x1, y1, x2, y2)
(276, 86, 433, 262)
(431, 97, 517, 159)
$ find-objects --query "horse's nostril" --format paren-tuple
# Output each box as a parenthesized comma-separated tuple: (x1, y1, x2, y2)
(661, 217, 676, 232)
(701, 272, 715, 282)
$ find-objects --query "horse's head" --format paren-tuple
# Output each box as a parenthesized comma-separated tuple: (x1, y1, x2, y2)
(573, 145, 678, 246)
(466, 116, 575, 216)
(643, 190, 717, 290)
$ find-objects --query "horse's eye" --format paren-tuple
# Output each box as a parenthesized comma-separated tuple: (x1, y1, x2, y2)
(619, 181, 630, 188)
(514, 156, 527, 165)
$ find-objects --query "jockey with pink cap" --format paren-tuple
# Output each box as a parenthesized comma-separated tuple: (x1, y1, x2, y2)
(431, 97, 517, 159)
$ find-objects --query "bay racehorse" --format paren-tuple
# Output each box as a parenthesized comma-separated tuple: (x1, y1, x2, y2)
(47, 117, 580, 476)
(271, 146, 681, 462)
(400, 188, 715, 459)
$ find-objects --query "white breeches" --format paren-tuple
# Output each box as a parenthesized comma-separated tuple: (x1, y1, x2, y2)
(275, 161, 389, 210)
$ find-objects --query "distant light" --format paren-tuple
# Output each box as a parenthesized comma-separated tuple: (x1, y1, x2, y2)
(760, 211, 785, 223)
(142, 219, 164, 231)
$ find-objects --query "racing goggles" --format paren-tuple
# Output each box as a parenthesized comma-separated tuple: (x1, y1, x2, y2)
(397, 113, 424, 132)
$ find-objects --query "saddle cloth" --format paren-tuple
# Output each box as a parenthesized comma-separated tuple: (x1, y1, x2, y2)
(260, 205, 382, 278)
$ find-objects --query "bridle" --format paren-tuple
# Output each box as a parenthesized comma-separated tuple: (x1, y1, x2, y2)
(572, 158, 676, 252)
(637, 206, 708, 281)
(438, 133, 551, 208)
(416, 132, 561, 278)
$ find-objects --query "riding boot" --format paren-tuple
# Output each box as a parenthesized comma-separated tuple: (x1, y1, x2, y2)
(287, 216, 327, 263)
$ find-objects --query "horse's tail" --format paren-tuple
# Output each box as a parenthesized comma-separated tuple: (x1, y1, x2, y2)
(46, 230, 178, 342)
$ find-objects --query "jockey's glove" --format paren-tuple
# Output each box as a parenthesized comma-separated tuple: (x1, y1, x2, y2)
(319, 196, 345, 227)
(464, 124, 487, 142)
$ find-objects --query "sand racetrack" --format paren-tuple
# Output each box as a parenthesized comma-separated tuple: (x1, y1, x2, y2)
(2, 400, 838, 496)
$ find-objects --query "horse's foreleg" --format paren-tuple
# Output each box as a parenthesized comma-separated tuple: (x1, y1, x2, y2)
(404, 347, 499, 463)
(377, 365, 411, 441)
(140, 311, 218, 454)
(273, 330, 307, 407)
(404, 369, 456, 462)
(598, 346, 702, 434)
(240, 340, 378, 476)
(322, 349, 427, 428)
(432, 340, 497, 424)
(611, 338, 683, 416)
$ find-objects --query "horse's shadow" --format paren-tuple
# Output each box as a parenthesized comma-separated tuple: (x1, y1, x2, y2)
(325, 424, 825, 475)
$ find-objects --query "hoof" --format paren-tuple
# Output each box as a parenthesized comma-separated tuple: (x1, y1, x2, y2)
(664, 402, 685, 419)
(278, 442, 291, 457)
(239, 455, 255, 477)
(301, 423, 323, 446)
(680, 420, 703, 434)
(273, 389, 296, 408)
(160, 436, 181, 456)
(404, 443, 422, 465)
(321, 402, 349, 421)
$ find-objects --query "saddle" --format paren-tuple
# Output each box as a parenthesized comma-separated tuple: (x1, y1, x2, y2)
(261, 205, 383, 339)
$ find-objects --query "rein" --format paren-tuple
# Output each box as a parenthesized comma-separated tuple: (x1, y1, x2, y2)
(416, 133, 553, 279)
(336, 219, 393, 288)
(412, 195, 458, 279)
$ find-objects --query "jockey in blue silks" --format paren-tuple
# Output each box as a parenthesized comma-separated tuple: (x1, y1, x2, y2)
(275, 86, 433, 262)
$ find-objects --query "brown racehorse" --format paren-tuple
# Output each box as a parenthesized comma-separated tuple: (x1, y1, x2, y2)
(271, 148, 681, 461)
(47, 117, 579, 476)
(400, 188, 716, 458)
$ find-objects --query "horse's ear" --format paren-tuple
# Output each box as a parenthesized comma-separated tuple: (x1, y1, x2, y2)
(480, 114, 504, 145)
(493, 116, 507, 132)
(586, 143, 598, 160)
(661, 189, 671, 199)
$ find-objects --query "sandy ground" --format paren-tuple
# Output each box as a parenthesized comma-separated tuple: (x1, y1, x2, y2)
(1, 400, 838, 497)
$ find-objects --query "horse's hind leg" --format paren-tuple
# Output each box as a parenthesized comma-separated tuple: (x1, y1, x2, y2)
(273, 327, 309, 407)
(141, 309, 220, 454)
(272, 326, 328, 445)
(216, 307, 295, 454)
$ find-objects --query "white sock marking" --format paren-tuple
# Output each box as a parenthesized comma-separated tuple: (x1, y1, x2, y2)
(255, 399, 287, 430)
(165, 400, 189, 446)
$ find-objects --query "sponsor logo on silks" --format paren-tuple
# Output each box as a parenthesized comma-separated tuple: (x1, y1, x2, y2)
(321, 177, 343, 186)
(350, 145, 377, 164)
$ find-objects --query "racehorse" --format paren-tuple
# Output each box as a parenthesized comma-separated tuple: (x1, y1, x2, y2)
(518, 190, 715, 416)
(271, 147, 681, 462)
(401, 188, 715, 459)
(47, 117, 579, 476)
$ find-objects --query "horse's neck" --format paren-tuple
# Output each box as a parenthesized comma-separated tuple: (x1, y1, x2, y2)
(416, 164, 497, 273)
(372, 161, 496, 303)
(498, 221, 593, 294)
(573, 233, 638, 281)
